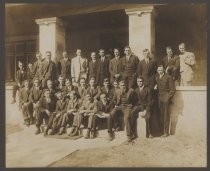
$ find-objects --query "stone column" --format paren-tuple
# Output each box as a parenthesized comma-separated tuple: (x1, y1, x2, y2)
(35, 17, 66, 63)
(125, 6, 155, 60)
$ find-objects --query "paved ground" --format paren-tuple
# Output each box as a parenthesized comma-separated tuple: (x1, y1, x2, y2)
(6, 89, 207, 167)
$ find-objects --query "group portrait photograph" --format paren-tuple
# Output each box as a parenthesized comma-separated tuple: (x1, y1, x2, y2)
(2, 0, 207, 168)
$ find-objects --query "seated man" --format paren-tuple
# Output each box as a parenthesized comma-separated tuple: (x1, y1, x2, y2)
(44, 91, 69, 136)
(132, 76, 153, 138)
(29, 78, 43, 124)
(86, 77, 101, 102)
(59, 90, 81, 135)
(69, 93, 97, 139)
(94, 93, 114, 140)
(77, 77, 88, 102)
(19, 80, 32, 126)
(35, 89, 56, 135)
(63, 78, 78, 98)
(46, 79, 57, 102)
(108, 80, 137, 143)
(56, 75, 66, 92)
(100, 78, 114, 102)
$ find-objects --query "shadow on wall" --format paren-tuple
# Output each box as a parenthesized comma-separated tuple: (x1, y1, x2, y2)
(170, 91, 184, 135)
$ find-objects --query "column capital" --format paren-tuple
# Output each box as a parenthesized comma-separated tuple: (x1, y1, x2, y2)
(125, 6, 155, 17)
(35, 17, 64, 26)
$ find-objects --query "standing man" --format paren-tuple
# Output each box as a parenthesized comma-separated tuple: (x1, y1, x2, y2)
(88, 52, 98, 82)
(33, 52, 43, 80)
(40, 51, 57, 88)
(137, 49, 157, 89)
(11, 61, 27, 104)
(179, 43, 196, 86)
(121, 46, 139, 89)
(27, 62, 34, 87)
(156, 65, 176, 137)
(96, 49, 110, 86)
(109, 48, 123, 83)
(162, 46, 180, 85)
(71, 49, 88, 84)
(108, 80, 137, 142)
(59, 51, 71, 80)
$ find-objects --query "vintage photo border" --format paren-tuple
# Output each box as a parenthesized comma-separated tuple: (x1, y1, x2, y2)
(0, 0, 209, 170)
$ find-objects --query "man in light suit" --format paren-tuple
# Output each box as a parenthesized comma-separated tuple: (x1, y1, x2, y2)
(179, 43, 196, 86)
(137, 49, 157, 89)
(71, 49, 88, 84)
(40, 51, 57, 88)
(109, 48, 123, 83)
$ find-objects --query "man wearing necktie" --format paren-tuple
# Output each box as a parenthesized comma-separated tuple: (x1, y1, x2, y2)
(96, 49, 110, 86)
(88, 52, 98, 82)
(162, 46, 180, 85)
(121, 46, 139, 89)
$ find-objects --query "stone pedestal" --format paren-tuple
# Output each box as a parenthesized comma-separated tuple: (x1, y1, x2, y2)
(125, 6, 155, 60)
(35, 17, 66, 63)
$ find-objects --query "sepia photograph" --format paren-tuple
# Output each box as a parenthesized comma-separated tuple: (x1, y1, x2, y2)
(4, 1, 207, 168)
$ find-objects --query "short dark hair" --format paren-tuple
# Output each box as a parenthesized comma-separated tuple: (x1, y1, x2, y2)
(166, 46, 172, 50)
(124, 46, 130, 50)
(137, 76, 144, 81)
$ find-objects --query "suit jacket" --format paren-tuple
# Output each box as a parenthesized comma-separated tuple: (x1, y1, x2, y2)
(71, 56, 88, 82)
(19, 87, 30, 106)
(77, 86, 88, 101)
(100, 86, 114, 101)
(113, 88, 136, 106)
(162, 55, 180, 80)
(88, 60, 98, 81)
(156, 73, 176, 101)
(67, 98, 81, 111)
(121, 55, 139, 77)
(55, 98, 69, 115)
(137, 58, 157, 88)
(60, 58, 71, 79)
(63, 85, 78, 95)
(39, 96, 56, 113)
(109, 57, 123, 82)
(29, 86, 43, 103)
(97, 100, 114, 114)
(27, 68, 34, 81)
(40, 59, 57, 81)
(33, 59, 43, 79)
(16, 69, 27, 85)
(86, 86, 101, 100)
(135, 86, 152, 114)
(96, 57, 110, 85)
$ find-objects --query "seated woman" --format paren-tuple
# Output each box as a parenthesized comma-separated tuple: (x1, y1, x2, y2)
(69, 93, 97, 139)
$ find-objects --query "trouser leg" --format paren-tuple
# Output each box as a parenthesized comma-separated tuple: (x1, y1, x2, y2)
(123, 106, 133, 137)
(87, 114, 94, 129)
(12, 84, 19, 99)
(108, 108, 120, 132)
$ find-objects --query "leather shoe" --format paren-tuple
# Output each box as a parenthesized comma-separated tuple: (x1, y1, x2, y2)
(35, 128, 41, 135)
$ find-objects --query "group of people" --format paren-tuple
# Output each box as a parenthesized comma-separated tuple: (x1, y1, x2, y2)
(11, 43, 196, 143)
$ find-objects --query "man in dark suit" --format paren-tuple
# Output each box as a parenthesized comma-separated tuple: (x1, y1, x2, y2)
(56, 75, 66, 92)
(88, 52, 98, 82)
(19, 80, 31, 126)
(96, 49, 110, 86)
(132, 77, 153, 138)
(137, 49, 157, 89)
(33, 52, 43, 80)
(86, 77, 101, 102)
(11, 61, 27, 104)
(63, 78, 78, 98)
(100, 78, 114, 102)
(59, 51, 71, 80)
(35, 89, 56, 135)
(108, 80, 137, 142)
(27, 62, 34, 87)
(93, 93, 114, 139)
(77, 78, 88, 102)
(44, 91, 69, 136)
(155, 65, 176, 137)
(162, 46, 180, 84)
(40, 51, 57, 88)
(109, 48, 123, 83)
(121, 46, 139, 89)
(29, 78, 43, 124)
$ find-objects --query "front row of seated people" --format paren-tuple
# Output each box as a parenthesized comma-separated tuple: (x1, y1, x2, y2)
(18, 66, 173, 143)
